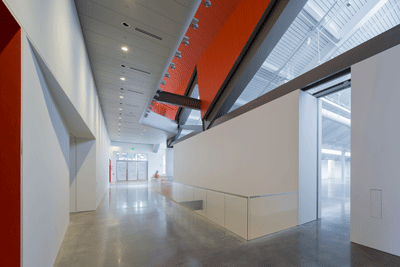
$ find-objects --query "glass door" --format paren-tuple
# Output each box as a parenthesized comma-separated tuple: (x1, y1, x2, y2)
(117, 161, 127, 181)
(128, 162, 138, 181)
(138, 162, 147, 180)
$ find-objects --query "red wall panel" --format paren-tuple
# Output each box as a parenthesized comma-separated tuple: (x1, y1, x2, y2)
(197, 0, 271, 118)
(0, 2, 21, 265)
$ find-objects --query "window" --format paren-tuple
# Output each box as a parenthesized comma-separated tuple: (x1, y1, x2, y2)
(230, 0, 400, 112)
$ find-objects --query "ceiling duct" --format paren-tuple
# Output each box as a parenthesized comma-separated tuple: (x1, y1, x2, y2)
(130, 67, 151, 75)
(134, 27, 162, 40)
(127, 89, 144, 95)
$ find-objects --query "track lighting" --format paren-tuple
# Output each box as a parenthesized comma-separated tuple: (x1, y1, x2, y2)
(191, 18, 199, 30)
(182, 36, 189, 46)
(346, 0, 351, 7)
(161, 80, 166, 86)
(170, 63, 176, 69)
(149, 107, 152, 110)
(144, 113, 148, 118)
(306, 37, 311, 45)
(151, 103, 154, 106)
(175, 51, 182, 59)
(202, 0, 211, 7)
(165, 73, 170, 78)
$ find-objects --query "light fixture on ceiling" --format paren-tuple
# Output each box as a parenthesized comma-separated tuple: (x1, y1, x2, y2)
(306, 37, 311, 45)
(151, 103, 154, 106)
(202, 0, 211, 7)
(122, 22, 130, 27)
(144, 114, 148, 118)
(120, 77, 125, 81)
(346, 0, 351, 7)
(175, 51, 182, 59)
(119, 108, 122, 111)
(161, 80, 166, 86)
(191, 18, 199, 30)
(149, 107, 152, 110)
(120, 96, 124, 98)
(181, 36, 189, 46)
(119, 117, 122, 119)
(170, 63, 176, 69)
(121, 46, 128, 52)
(164, 73, 170, 78)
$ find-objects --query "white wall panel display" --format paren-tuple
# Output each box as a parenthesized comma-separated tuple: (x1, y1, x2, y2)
(351, 43, 400, 257)
(225, 195, 248, 239)
(206, 191, 225, 227)
(249, 193, 298, 240)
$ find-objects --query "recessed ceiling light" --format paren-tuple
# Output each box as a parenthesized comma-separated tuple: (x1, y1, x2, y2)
(120, 96, 124, 98)
(121, 46, 128, 52)
(119, 108, 122, 111)
(119, 117, 121, 119)
(120, 77, 125, 81)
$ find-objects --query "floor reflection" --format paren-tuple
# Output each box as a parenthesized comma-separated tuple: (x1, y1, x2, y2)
(54, 180, 400, 267)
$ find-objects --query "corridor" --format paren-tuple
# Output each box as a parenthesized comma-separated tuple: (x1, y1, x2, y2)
(54, 181, 400, 267)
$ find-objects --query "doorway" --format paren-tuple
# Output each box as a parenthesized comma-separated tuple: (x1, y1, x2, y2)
(317, 87, 351, 222)
(117, 161, 148, 181)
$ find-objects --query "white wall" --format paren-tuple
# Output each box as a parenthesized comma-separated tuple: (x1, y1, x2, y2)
(174, 90, 317, 198)
(110, 142, 165, 182)
(4, 0, 99, 134)
(6, 0, 112, 265)
(76, 138, 97, 211)
(298, 91, 318, 224)
(22, 34, 70, 267)
(69, 135, 77, 212)
(174, 90, 317, 236)
(351, 43, 400, 257)
(166, 148, 174, 178)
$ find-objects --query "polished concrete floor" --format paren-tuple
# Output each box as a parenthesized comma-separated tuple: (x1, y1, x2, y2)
(54, 180, 400, 267)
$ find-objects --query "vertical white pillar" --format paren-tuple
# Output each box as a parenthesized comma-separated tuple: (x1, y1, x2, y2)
(341, 149, 346, 183)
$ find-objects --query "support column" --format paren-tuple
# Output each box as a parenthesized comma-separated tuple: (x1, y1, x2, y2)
(341, 149, 346, 183)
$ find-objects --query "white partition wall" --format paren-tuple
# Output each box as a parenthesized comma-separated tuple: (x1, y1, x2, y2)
(174, 90, 317, 239)
(351, 44, 400, 257)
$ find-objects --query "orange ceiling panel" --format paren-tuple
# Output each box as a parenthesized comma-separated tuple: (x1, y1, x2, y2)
(197, 0, 271, 118)
(153, 0, 242, 118)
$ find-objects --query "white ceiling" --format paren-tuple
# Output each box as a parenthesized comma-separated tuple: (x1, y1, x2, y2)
(74, 0, 200, 145)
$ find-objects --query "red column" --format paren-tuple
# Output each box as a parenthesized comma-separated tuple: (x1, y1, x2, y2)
(0, 1, 21, 265)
